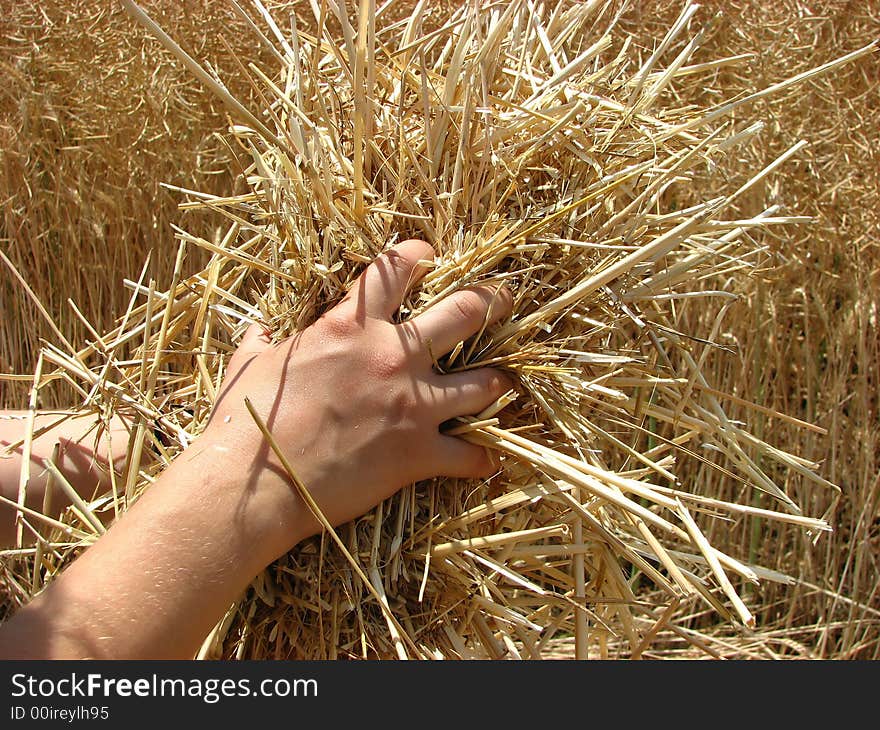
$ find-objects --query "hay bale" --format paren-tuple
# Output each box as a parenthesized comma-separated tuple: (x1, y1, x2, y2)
(4, 0, 874, 658)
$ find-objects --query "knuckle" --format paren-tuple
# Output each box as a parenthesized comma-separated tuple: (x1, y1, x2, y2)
(380, 249, 412, 275)
(380, 387, 420, 431)
(484, 368, 514, 392)
(318, 311, 358, 340)
(393, 387, 419, 416)
(462, 368, 513, 398)
(451, 292, 485, 324)
(368, 347, 409, 379)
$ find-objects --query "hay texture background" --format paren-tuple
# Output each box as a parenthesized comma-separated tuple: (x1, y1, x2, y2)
(1, 1, 878, 658)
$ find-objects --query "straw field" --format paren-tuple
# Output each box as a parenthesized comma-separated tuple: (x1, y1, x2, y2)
(1, 0, 878, 659)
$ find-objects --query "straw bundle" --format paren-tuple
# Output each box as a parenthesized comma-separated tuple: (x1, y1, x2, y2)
(4, 0, 874, 658)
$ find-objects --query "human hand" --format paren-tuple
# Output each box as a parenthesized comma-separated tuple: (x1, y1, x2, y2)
(195, 239, 513, 559)
(0, 239, 514, 660)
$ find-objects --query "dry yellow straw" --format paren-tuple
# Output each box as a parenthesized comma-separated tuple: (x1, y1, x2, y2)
(8, 0, 866, 659)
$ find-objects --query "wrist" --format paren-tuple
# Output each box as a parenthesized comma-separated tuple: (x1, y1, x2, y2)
(166, 434, 310, 564)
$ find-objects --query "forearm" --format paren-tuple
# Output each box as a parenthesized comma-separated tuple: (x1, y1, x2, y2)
(0, 439, 304, 660)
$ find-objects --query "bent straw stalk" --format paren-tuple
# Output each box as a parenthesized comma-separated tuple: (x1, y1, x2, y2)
(7, 0, 873, 658)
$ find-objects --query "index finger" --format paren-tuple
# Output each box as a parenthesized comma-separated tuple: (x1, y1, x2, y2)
(407, 285, 513, 356)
